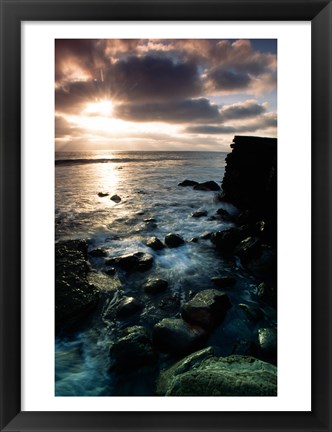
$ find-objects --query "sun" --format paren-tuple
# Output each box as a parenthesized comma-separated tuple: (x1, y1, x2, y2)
(84, 99, 114, 116)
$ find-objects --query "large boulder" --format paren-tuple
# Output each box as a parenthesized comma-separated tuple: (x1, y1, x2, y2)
(258, 327, 277, 359)
(55, 240, 99, 330)
(152, 318, 207, 356)
(156, 348, 277, 396)
(181, 289, 232, 330)
(88, 248, 107, 257)
(110, 326, 157, 372)
(193, 181, 220, 191)
(210, 276, 236, 289)
(105, 252, 153, 272)
(164, 233, 185, 248)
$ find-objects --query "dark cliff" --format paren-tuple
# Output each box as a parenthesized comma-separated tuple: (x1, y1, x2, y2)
(221, 135, 277, 246)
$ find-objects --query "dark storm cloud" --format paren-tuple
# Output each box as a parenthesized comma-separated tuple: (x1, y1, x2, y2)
(108, 55, 202, 102)
(114, 98, 221, 123)
(186, 125, 236, 134)
(220, 100, 267, 120)
(208, 69, 251, 91)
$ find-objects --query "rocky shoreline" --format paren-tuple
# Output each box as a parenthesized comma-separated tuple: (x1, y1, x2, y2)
(55, 136, 277, 396)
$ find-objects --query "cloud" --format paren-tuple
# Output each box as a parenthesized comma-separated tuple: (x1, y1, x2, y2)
(107, 55, 202, 102)
(55, 81, 107, 113)
(186, 125, 236, 134)
(220, 99, 267, 120)
(114, 98, 221, 123)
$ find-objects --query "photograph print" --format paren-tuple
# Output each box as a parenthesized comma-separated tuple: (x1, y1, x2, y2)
(55, 38, 277, 397)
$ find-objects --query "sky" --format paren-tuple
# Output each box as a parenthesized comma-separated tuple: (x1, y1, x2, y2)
(55, 39, 277, 152)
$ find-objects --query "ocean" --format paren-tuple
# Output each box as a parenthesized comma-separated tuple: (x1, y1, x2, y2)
(55, 151, 275, 396)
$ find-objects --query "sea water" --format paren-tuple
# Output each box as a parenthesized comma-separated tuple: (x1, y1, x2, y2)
(55, 151, 275, 396)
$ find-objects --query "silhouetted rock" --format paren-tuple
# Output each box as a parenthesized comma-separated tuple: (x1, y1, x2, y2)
(181, 289, 232, 330)
(234, 236, 261, 263)
(110, 194, 121, 203)
(191, 210, 208, 218)
(165, 233, 185, 248)
(98, 192, 109, 197)
(89, 248, 107, 257)
(238, 303, 263, 321)
(216, 208, 232, 220)
(105, 252, 153, 272)
(210, 228, 242, 255)
(178, 179, 199, 187)
(110, 326, 157, 372)
(257, 282, 277, 306)
(152, 318, 206, 356)
(193, 181, 220, 191)
(104, 267, 116, 276)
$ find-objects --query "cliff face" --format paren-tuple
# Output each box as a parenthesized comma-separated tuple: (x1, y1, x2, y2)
(221, 136, 277, 245)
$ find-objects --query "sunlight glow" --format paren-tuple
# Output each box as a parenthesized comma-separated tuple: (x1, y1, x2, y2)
(84, 100, 114, 116)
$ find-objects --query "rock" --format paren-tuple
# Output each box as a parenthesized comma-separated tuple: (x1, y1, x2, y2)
(104, 267, 116, 276)
(143, 278, 168, 294)
(258, 327, 277, 357)
(257, 282, 277, 306)
(110, 326, 157, 372)
(143, 218, 156, 223)
(246, 245, 276, 281)
(158, 294, 181, 313)
(210, 228, 242, 255)
(88, 248, 107, 257)
(164, 233, 185, 248)
(110, 194, 121, 203)
(231, 340, 257, 356)
(98, 192, 109, 197)
(178, 179, 199, 187)
(146, 236, 165, 251)
(216, 208, 232, 220)
(55, 240, 99, 330)
(238, 304, 263, 321)
(156, 349, 277, 396)
(181, 289, 232, 330)
(190, 237, 199, 243)
(210, 276, 236, 289)
(105, 252, 153, 272)
(200, 232, 212, 240)
(191, 210, 208, 218)
(234, 236, 261, 263)
(152, 318, 207, 356)
(193, 181, 220, 191)
(116, 296, 143, 319)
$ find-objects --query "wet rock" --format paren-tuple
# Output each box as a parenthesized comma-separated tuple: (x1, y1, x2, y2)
(110, 194, 121, 203)
(146, 236, 165, 251)
(238, 303, 263, 321)
(110, 326, 157, 372)
(144, 217, 156, 223)
(178, 179, 199, 187)
(231, 340, 258, 356)
(190, 237, 199, 243)
(258, 327, 277, 358)
(181, 289, 232, 330)
(55, 240, 99, 330)
(191, 210, 208, 218)
(152, 318, 207, 356)
(193, 181, 220, 191)
(105, 252, 154, 272)
(104, 267, 116, 276)
(98, 192, 109, 197)
(156, 349, 277, 396)
(116, 296, 143, 319)
(164, 233, 185, 248)
(143, 278, 168, 294)
(257, 282, 277, 306)
(210, 228, 242, 255)
(234, 236, 261, 263)
(88, 248, 107, 257)
(210, 276, 236, 289)
(158, 293, 181, 313)
(246, 245, 276, 281)
(200, 232, 212, 240)
(216, 208, 232, 221)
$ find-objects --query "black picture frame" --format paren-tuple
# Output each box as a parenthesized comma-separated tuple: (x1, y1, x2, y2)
(1, 0, 331, 431)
